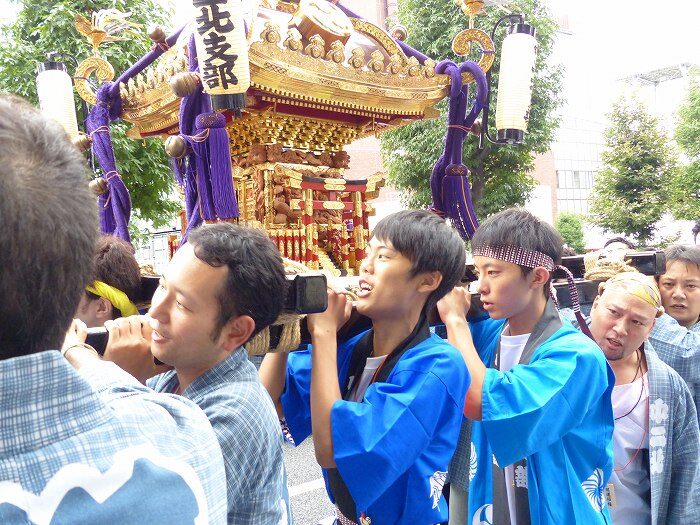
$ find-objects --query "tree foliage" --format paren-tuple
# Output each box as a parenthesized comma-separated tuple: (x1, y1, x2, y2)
(589, 97, 677, 244)
(554, 211, 585, 253)
(0, 0, 180, 230)
(671, 77, 700, 220)
(380, 0, 563, 218)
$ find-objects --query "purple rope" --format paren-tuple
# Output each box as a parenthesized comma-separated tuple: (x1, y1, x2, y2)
(86, 25, 186, 241)
(178, 36, 215, 224)
(176, 34, 240, 243)
(86, 84, 132, 241)
(431, 60, 488, 240)
(108, 25, 186, 99)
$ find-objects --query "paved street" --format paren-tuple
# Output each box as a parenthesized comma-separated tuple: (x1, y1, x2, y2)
(284, 437, 334, 525)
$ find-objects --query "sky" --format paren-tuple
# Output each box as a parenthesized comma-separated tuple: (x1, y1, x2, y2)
(546, 0, 700, 119)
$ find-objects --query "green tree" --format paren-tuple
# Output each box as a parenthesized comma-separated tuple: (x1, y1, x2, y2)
(380, 0, 563, 218)
(589, 97, 677, 244)
(0, 0, 180, 230)
(671, 76, 700, 220)
(554, 211, 585, 253)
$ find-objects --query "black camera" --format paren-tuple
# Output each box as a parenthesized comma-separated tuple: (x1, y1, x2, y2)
(86, 272, 328, 355)
(284, 273, 328, 314)
(85, 327, 110, 356)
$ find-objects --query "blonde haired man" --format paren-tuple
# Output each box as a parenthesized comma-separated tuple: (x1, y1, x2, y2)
(583, 272, 699, 524)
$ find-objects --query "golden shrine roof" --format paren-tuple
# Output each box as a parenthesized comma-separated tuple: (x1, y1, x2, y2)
(117, 0, 454, 138)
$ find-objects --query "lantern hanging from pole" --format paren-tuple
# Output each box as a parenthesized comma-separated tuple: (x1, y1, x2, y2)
(36, 60, 80, 141)
(494, 22, 536, 144)
(191, 0, 250, 114)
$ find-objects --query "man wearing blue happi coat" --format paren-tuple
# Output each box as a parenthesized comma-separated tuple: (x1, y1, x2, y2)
(441, 208, 615, 525)
(261, 210, 470, 524)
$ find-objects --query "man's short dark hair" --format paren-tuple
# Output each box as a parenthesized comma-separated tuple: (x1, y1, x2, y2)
(471, 208, 563, 297)
(0, 95, 98, 360)
(372, 210, 466, 310)
(188, 223, 286, 340)
(87, 235, 142, 318)
(664, 244, 700, 270)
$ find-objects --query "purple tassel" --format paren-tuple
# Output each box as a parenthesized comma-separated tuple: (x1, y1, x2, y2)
(431, 60, 488, 239)
(195, 112, 238, 219)
(182, 129, 216, 221)
(175, 35, 239, 237)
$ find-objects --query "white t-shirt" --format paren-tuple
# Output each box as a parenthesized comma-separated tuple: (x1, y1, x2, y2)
(349, 355, 387, 402)
(608, 373, 651, 525)
(499, 327, 531, 525)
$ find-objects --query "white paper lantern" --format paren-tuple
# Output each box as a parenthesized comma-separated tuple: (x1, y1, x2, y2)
(36, 62, 79, 141)
(191, 0, 250, 112)
(495, 24, 537, 144)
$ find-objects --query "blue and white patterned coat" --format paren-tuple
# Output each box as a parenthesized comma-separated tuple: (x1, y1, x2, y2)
(559, 310, 700, 524)
(648, 314, 700, 421)
(642, 343, 699, 525)
(0, 351, 227, 524)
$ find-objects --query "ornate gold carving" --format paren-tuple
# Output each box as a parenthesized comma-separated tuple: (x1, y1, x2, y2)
(325, 40, 345, 64)
(387, 53, 403, 75)
(322, 201, 345, 211)
(451, 28, 495, 82)
(349, 47, 365, 69)
(304, 34, 325, 59)
(406, 56, 421, 77)
(284, 28, 303, 52)
(367, 50, 385, 73)
(110, 14, 452, 134)
(350, 18, 407, 66)
(74, 56, 115, 105)
(456, 0, 485, 17)
(423, 58, 437, 78)
(226, 112, 363, 155)
(276, 1, 298, 15)
(74, 11, 141, 52)
(261, 21, 282, 44)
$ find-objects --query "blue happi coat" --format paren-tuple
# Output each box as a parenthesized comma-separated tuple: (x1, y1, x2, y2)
(455, 302, 615, 524)
(281, 330, 469, 524)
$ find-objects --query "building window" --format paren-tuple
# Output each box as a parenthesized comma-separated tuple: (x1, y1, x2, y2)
(557, 170, 596, 214)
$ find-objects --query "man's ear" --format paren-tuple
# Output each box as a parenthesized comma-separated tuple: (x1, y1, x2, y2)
(95, 297, 114, 322)
(220, 315, 256, 353)
(417, 271, 442, 294)
(530, 267, 550, 289)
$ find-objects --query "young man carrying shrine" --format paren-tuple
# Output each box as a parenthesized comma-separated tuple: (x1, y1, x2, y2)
(260, 210, 470, 524)
(587, 271, 699, 524)
(440, 208, 615, 524)
(103, 223, 293, 524)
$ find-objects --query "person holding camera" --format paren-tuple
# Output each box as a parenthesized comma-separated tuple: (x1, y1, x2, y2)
(103, 223, 292, 524)
(0, 95, 227, 524)
(75, 234, 142, 327)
